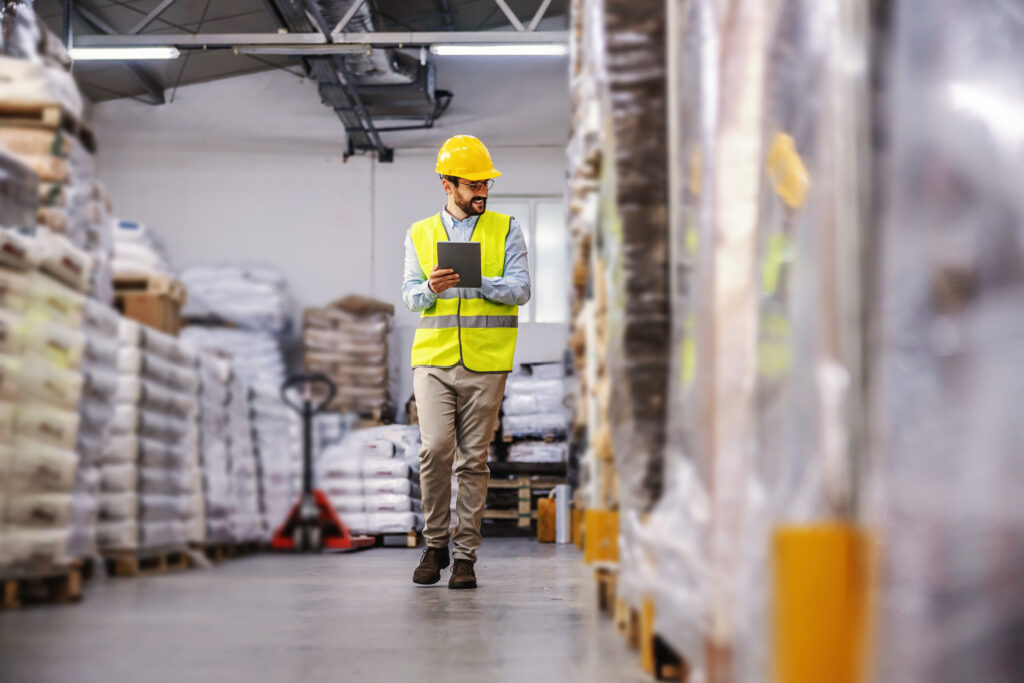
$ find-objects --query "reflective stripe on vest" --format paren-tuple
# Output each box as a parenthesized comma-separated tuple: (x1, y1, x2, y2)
(409, 211, 518, 372)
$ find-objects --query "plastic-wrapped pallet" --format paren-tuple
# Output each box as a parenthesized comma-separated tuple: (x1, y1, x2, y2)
(250, 382, 297, 538)
(507, 442, 568, 465)
(180, 326, 287, 388)
(179, 263, 291, 334)
(0, 5, 83, 119)
(67, 298, 120, 560)
(196, 353, 234, 545)
(302, 295, 398, 419)
(316, 425, 423, 535)
(0, 148, 38, 233)
(120, 323, 200, 551)
(873, 2, 1024, 680)
(501, 369, 570, 440)
(1, 268, 86, 572)
(225, 371, 263, 542)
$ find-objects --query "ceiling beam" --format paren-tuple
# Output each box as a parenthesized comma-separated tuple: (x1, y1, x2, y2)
(527, 0, 554, 31)
(73, 4, 167, 105)
(128, 0, 179, 35)
(73, 30, 569, 48)
(331, 0, 367, 35)
(492, 0, 525, 32)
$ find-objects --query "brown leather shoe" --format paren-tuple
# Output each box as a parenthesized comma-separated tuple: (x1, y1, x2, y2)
(448, 559, 477, 590)
(413, 546, 450, 585)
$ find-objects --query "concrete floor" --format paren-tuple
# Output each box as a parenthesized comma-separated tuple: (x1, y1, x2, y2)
(0, 538, 647, 683)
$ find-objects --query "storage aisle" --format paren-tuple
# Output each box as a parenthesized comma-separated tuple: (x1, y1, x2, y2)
(0, 538, 647, 683)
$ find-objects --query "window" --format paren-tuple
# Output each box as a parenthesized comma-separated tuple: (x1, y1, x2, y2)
(487, 198, 569, 324)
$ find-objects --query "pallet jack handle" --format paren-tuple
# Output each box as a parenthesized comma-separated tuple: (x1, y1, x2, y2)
(272, 374, 375, 552)
(281, 373, 336, 497)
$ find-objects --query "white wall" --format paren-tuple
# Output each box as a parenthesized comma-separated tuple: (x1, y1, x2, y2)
(92, 56, 570, 412)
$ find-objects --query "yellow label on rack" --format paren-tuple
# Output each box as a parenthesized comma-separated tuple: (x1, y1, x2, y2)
(767, 132, 810, 209)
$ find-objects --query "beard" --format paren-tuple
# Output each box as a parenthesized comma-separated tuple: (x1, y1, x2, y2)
(454, 194, 487, 216)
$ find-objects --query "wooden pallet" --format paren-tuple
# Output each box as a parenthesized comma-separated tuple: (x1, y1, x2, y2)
(202, 541, 265, 564)
(485, 475, 566, 528)
(372, 531, 421, 548)
(502, 433, 564, 444)
(114, 273, 187, 336)
(104, 546, 191, 578)
(595, 565, 618, 614)
(615, 598, 642, 650)
(1, 562, 83, 609)
(0, 102, 97, 153)
(113, 272, 187, 304)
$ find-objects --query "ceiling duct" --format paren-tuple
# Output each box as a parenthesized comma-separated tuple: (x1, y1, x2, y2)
(314, 0, 417, 85)
(264, 0, 452, 161)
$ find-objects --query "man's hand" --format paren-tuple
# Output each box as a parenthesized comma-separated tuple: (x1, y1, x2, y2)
(428, 265, 460, 294)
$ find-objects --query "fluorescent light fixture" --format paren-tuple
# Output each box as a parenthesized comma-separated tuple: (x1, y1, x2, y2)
(431, 44, 567, 57)
(69, 47, 181, 61)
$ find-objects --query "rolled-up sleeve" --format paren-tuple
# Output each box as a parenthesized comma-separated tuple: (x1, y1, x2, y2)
(402, 231, 437, 312)
(481, 217, 531, 306)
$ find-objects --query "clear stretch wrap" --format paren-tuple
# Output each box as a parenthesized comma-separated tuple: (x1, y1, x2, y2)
(599, 0, 670, 518)
(874, 1, 1024, 680)
(649, 0, 716, 668)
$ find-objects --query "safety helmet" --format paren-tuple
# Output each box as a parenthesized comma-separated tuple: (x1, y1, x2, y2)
(435, 135, 502, 181)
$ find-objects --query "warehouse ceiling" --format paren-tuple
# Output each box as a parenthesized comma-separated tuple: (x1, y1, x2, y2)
(33, 0, 569, 159)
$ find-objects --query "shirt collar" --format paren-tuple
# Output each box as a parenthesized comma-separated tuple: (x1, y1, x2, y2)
(441, 204, 480, 231)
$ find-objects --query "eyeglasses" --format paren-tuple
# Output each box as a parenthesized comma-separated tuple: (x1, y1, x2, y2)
(455, 179, 495, 192)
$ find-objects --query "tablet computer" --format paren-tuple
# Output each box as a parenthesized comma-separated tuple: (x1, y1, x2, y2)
(437, 241, 482, 289)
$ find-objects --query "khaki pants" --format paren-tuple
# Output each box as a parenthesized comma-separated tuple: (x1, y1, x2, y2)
(414, 364, 507, 563)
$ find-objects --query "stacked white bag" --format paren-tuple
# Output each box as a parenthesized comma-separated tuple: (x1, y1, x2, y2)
(196, 353, 234, 545)
(250, 382, 297, 537)
(180, 326, 286, 388)
(99, 322, 200, 551)
(96, 322, 141, 551)
(179, 263, 291, 333)
(0, 269, 86, 571)
(111, 221, 173, 279)
(226, 371, 263, 542)
(68, 299, 120, 559)
(316, 426, 424, 535)
(501, 364, 571, 458)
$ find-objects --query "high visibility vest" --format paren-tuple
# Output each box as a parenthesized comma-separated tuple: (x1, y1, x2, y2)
(409, 211, 518, 372)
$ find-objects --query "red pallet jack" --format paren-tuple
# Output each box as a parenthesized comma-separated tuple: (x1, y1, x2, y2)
(271, 374, 375, 552)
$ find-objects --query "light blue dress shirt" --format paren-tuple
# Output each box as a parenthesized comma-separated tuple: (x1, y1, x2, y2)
(402, 205, 531, 312)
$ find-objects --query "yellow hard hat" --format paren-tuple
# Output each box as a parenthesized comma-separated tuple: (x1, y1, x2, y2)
(436, 135, 502, 181)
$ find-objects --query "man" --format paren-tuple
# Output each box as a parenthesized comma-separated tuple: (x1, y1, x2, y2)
(402, 135, 531, 589)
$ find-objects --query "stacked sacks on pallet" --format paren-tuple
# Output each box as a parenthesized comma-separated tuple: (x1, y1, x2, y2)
(105, 322, 201, 551)
(180, 327, 286, 388)
(0, 13, 110, 301)
(0, 2, 82, 119)
(111, 221, 173, 279)
(195, 353, 234, 545)
(249, 382, 298, 537)
(96, 320, 143, 552)
(179, 263, 290, 334)
(0, 124, 115, 304)
(0, 268, 87, 571)
(302, 296, 398, 419)
(501, 366, 571, 445)
(225, 370, 263, 543)
(316, 426, 424, 535)
(179, 263, 296, 542)
(68, 299, 120, 560)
